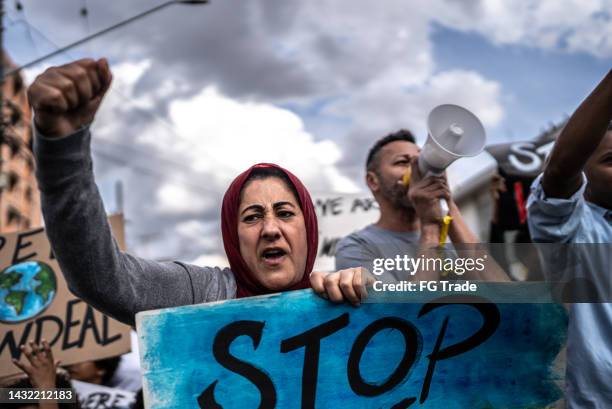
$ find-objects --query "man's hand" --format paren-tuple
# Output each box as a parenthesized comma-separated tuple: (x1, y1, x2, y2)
(12, 339, 59, 389)
(27, 58, 112, 138)
(310, 268, 375, 306)
(407, 157, 451, 226)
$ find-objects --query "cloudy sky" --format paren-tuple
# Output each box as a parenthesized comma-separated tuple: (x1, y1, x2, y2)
(5, 0, 612, 263)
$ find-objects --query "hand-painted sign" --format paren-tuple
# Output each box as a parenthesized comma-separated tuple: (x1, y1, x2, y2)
(312, 194, 379, 271)
(485, 125, 562, 231)
(137, 289, 566, 409)
(0, 215, 131, 378)
(73, 380, 136, 409)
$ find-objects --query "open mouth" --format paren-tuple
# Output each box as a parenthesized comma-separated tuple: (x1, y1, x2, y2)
(261, 248, 287, 262)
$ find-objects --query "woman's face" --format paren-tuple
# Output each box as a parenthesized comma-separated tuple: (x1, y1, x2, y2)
(238, 177, 307, 291)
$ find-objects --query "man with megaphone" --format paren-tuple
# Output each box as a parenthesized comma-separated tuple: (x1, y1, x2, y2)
(335, 110, 509, 283)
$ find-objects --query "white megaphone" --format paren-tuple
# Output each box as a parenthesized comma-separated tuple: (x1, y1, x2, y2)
(419, 104, 486, 216)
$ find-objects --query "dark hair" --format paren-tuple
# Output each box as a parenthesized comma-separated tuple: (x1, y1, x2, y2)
(366, 129, 416, 171)
(94, 356, 121, 385)
(608, 120, 612, 131)
(242, 166, 300, 203)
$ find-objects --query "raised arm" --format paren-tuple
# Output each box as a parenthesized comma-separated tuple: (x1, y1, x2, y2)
(543, 69, 612, 199)
(28, 59, 233, 326)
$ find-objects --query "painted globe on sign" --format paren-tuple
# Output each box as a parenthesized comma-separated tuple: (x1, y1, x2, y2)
(0, 261, 57, 323)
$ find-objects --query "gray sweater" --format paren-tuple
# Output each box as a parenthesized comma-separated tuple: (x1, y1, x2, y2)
(34, 126, 237, 327)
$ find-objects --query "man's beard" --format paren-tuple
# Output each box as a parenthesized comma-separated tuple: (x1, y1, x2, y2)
(379, 176, 414, 211)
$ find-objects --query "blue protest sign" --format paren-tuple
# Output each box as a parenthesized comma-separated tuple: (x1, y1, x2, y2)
(136, 289, 566, 409)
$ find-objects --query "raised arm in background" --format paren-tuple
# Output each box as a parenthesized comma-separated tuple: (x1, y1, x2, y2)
(543, 69, 612, 199)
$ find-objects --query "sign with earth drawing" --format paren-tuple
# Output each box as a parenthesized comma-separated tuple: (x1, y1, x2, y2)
(0, 215, 131, 378)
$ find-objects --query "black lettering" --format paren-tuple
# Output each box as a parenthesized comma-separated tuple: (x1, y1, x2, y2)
(12, 228, 44, 264)
(95, 392, 110, 409)
(101, 314, 122, 345)
(0, 236, 6, 252)
(84, 392, 111, 409)
(418, 296, 500, 403)
(63, 299, 83, 349)
(280, 313, 349, 409)
(78, 304, 102, 347)
(34, 315, 63, 346)
(198, 381, 222, 409)
(318, 237, 339, 257)
(347, 317, 421, 398)
(315, 198, 342, 217)
(109, 393, 126, 408)
(350, 198, 376, 213)
(198, 321, 275, 409)
(0, 322, 33, 359)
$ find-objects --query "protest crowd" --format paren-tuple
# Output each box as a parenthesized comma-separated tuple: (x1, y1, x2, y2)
(0, 54, 610, 408)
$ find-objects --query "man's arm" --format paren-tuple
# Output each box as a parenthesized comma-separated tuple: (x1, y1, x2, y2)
(408, 159, 448, 280)
(543, 69, 612, 198)
(448, 201, 478, 243)
(446, 201, 510, 282)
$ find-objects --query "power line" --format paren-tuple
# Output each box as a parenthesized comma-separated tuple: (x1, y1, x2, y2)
(10, 11, 232, 172)
(5, 0, 208, 77)
(9, 2, 40, 58)
(92, 145, 221, 196)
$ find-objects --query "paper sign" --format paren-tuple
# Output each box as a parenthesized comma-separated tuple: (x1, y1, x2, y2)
(0, 215, 131, 377)
(137, 288, 566, 409)
(73, 380, 136, 409)
(313, 194, 379, 271)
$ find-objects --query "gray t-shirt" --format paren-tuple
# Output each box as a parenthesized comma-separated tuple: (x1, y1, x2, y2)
(335, 224, 420, 281)
(34, 126, 237, 327)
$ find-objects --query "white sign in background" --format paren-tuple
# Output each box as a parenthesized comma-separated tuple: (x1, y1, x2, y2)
(312, 193, 380, 272)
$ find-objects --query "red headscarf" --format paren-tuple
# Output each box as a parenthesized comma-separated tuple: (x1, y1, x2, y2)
(221, 163, 319, 298)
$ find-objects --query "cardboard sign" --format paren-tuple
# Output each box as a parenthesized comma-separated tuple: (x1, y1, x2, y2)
(73, 380, 136, 409)
(313, 194, 379, 271)
(137, 289, 567, 409)
(485, 128, 560, 231)
(0, 215, 131, 377)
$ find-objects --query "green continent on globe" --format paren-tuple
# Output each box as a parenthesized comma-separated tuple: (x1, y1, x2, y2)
(0, 271, 21, 290)
(5, 290, 27, 316)
(34, 265, 56, 304)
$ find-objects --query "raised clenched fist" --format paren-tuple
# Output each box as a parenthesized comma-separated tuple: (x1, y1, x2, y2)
(27, 58, 112, 138)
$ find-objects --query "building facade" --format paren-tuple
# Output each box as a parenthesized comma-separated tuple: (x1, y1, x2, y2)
(1, 51, 41, 232)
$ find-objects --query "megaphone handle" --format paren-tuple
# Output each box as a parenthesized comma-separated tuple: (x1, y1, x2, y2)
(438, 199, 453, 247)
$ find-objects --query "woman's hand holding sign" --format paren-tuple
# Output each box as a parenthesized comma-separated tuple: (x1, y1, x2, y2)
(310, 268, 375, 306)
(27, 58, 112, 138)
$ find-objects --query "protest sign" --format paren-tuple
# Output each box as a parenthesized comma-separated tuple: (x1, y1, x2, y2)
(485, 125, 561, 231)
(313, 193, 379, 271)
(137, 288, 567, 409)
(0, 215, 131, 377)
(73, 380, 136, 409)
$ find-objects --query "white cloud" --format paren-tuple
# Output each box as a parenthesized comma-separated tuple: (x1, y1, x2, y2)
(327, 69, 503, 146)
(162, 86, 358, 192)
(433, 0, 612, 57)
(16, 0, 609, 262)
